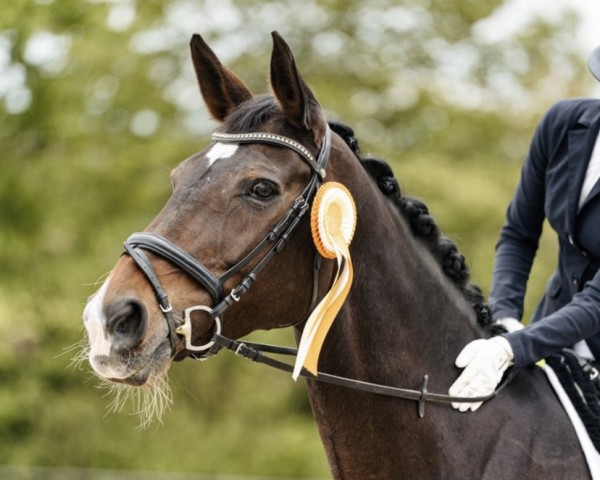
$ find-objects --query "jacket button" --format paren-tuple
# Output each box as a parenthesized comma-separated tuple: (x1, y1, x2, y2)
(569, 235, 575, 246)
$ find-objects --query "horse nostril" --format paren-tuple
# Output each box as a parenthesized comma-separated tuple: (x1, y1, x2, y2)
(106, 299, 147, 349)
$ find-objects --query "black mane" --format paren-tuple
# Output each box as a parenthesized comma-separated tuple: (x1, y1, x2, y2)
(328, 120, 494, 333)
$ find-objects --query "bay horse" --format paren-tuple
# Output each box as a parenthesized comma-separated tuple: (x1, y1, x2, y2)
(83, 32, 590, 479)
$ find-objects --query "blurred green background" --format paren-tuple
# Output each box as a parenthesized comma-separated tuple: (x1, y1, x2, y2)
(1, 0, 599, 478)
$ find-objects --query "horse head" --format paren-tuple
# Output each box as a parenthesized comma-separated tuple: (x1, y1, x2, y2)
(83, 32, 352, 389)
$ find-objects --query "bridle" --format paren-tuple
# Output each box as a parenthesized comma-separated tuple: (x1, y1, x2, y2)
(123, 124, 516, 417)
(124, 126, 332, 354)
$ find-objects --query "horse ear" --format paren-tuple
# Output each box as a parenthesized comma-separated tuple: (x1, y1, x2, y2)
(190, 34, 253, 121)
(270, 31, 326, 135)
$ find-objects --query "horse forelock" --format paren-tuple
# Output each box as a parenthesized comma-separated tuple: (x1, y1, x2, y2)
(220, 95, 279, 133)
(220, 95, 325, 148)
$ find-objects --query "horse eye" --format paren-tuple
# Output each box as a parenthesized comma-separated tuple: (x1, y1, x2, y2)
(249, 180, 277, 199)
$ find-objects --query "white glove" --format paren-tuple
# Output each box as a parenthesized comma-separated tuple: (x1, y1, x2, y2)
(493, 317, 523, 333)
(449, 336, 514, 412)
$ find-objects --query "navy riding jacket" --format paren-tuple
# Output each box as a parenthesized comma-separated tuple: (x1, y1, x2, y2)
(489, 98, 600, 367)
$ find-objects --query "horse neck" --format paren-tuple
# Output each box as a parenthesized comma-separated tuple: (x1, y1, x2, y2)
(313, 180, 479, 389)
(300, 185, 481, 476)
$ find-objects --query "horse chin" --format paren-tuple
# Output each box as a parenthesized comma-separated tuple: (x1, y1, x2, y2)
(89, 338, 173, 388)
(100, 363, 174, 430)
(108, 359, 166, 387)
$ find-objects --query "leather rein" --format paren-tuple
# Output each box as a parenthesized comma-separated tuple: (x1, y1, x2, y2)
(123, 125, 515, 416)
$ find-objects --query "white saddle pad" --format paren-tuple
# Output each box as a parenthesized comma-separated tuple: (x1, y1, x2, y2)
(541, 362, 600, 479)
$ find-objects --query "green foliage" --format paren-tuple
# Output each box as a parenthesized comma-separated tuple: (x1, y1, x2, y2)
(0, 0, 592, 477)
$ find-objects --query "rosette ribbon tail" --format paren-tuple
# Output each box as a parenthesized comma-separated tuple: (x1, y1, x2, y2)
(293, 182, 356, 380)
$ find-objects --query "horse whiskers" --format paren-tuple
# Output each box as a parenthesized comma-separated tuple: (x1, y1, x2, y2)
(99, 372, 173, 430)
(74, 331, 173, 428)
(134, 374, 173, 430)
(64, 337, 91, 371)
(82, 271, 111, 288)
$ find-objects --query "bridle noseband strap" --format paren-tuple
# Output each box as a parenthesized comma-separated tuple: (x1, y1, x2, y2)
(123, 242, 181, 349)
(126, 232, 224, 303)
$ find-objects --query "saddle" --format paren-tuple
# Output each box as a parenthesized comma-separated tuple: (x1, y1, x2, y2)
(546, 350, 600, 452)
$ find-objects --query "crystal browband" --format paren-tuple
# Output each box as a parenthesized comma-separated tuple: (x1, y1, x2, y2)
(212, 131, 325, 177)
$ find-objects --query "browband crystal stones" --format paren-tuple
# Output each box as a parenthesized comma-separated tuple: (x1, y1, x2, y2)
(294, 182, 357, 379)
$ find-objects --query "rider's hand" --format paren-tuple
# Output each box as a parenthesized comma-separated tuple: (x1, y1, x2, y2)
(448, 336, 514, 412)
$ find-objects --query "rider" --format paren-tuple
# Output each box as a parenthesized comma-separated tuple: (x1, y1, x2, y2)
(450, 45, 600, 412)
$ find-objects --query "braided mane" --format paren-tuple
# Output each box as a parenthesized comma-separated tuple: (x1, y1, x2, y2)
(328, 120, 494, 333)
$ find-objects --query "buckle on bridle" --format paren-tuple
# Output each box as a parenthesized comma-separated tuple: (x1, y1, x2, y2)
(175, 305, 222, 352)
(160, 303, 173, 313)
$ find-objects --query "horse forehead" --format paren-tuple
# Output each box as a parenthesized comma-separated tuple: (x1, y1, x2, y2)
(205, 141, 310, 175)
(200, 141, 286, 170)
(205, 142, 239, 167)
(174, 138, 314, 190)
